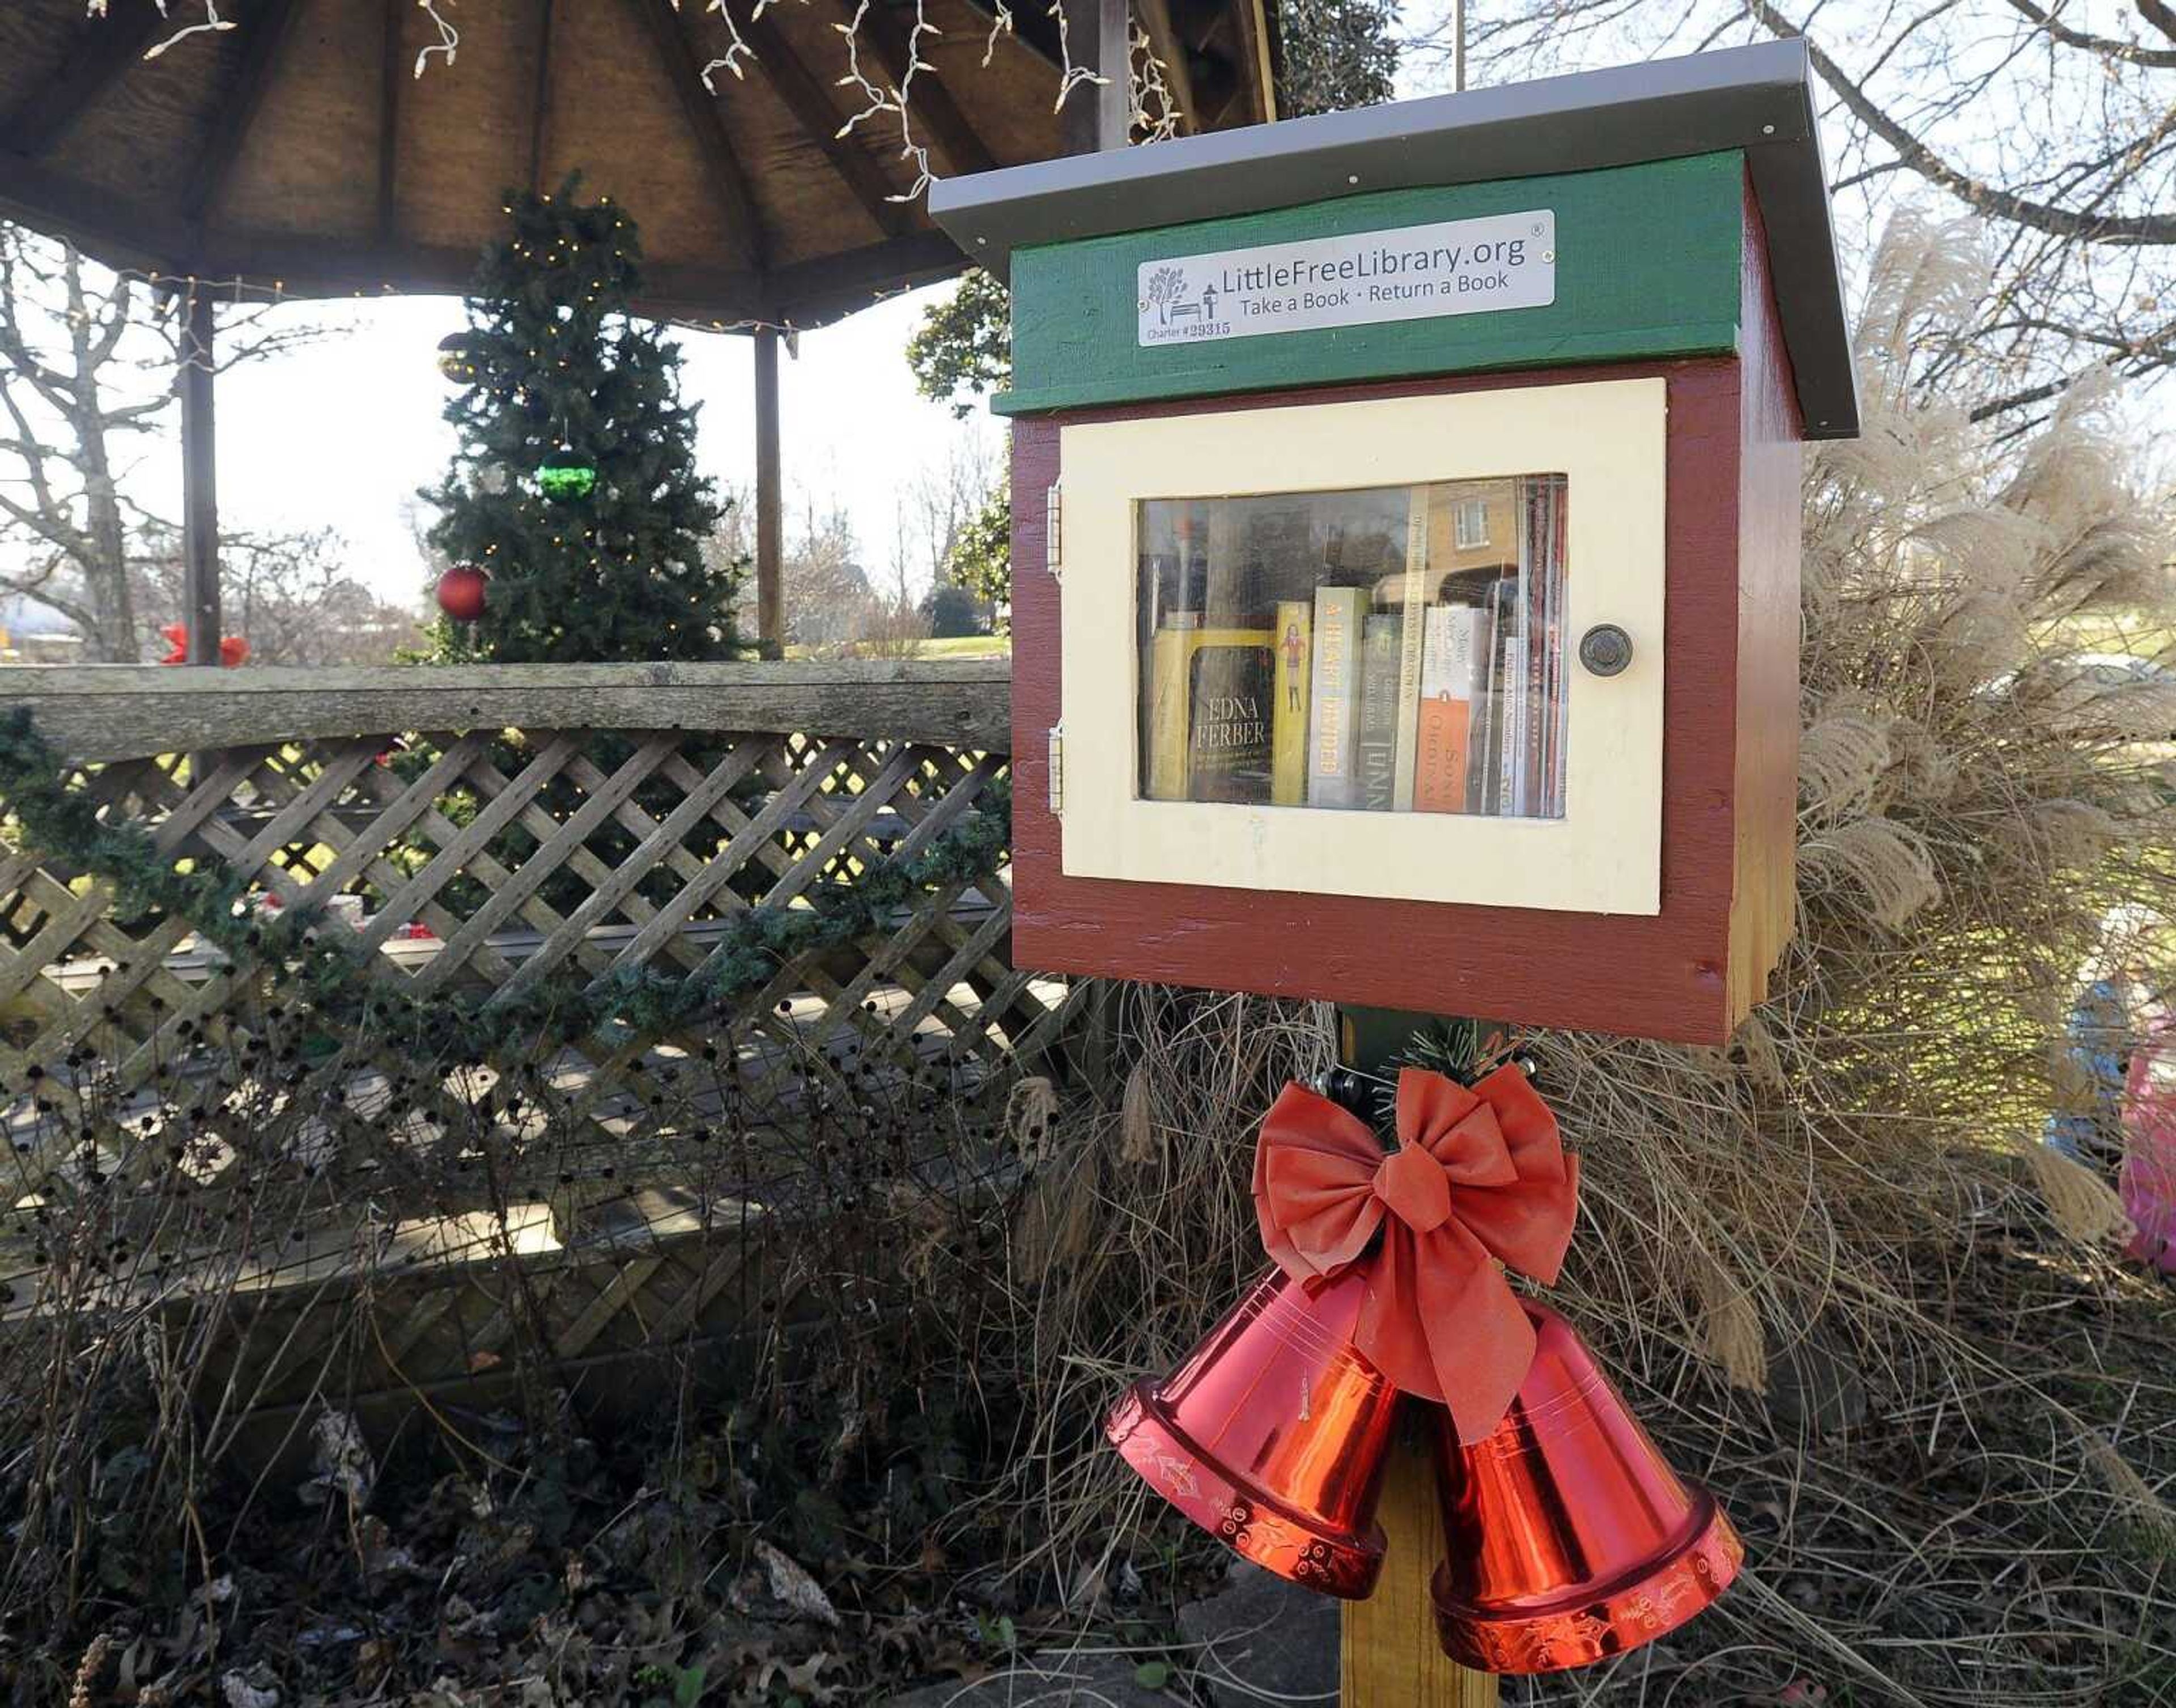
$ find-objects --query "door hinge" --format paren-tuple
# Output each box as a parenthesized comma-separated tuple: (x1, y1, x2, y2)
(1044, 484, 1062, 581)
(1046, 722, 1064, 816)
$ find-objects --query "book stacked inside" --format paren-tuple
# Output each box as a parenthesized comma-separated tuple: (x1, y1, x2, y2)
(1140, 474, 1569, 820)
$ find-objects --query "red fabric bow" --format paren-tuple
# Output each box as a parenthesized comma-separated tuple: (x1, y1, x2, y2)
(1252, 1064, 1581, 1444)
(159, 623, 249, 667)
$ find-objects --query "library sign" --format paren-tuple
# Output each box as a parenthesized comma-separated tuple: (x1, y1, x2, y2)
(1137, 210, 1556, 347)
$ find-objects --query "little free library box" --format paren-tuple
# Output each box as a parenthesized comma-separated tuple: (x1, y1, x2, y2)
(929, 41, 1859, 1046)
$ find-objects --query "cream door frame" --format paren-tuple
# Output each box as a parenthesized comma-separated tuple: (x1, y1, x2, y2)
(1057, 376, 1667, 915)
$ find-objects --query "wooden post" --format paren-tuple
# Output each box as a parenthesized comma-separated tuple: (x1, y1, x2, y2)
(1344, 1412, 1498, 1706)
(753, 325, 784, 660)
(1047, 0, 1122, 1095)
(1336, 1006, 1501, 1708)
(180, 287, 222, 666)
(1058, 0, 1129, 155)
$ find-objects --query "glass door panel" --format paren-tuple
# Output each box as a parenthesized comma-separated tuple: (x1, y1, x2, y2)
(1135, 476, 1570, 819)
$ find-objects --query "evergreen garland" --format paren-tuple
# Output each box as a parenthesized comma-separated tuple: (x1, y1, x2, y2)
(0, 708, 1010, 1064)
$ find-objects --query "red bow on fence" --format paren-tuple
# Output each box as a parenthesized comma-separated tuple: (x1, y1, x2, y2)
(159, 623, 249, 667)
(1252, 1064, 1581, 1444)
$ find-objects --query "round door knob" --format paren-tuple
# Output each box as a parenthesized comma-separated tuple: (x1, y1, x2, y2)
(1579, 624, 1634, 677)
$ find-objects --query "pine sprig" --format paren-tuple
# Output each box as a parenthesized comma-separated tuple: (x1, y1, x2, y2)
(0, 708, 1011, 1066)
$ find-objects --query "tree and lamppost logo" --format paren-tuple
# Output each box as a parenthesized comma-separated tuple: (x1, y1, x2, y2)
(1145, 264, 1220, 330)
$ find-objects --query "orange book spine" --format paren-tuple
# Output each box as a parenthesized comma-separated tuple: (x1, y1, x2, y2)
(1413, 694, 1472, 813)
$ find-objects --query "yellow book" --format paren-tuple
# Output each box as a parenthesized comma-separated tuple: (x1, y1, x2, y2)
(1146, 622, 1196, 800)
(1270, 600, 1313, 805)
(1146, 622, 1275, 801)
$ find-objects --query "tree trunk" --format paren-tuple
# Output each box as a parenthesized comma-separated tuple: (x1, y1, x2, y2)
(76, 447, 138, 663)
(62, 247, 139, 662)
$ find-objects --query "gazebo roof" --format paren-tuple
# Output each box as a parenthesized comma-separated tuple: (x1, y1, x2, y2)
(0, 0, 1279, 329)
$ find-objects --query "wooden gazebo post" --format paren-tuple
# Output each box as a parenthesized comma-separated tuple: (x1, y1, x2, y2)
(179, 282, 221, 666)
(754, 325, 784, 658)
(1060, 0, 1130, 153)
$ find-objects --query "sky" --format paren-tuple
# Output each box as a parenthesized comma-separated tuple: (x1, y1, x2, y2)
(210, 283, 1000, 608)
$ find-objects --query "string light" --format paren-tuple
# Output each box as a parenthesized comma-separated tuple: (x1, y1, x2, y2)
(95, 0, 1154, 192)
(79, 0, 1174, 342)
(143, 0, 235, 61)
(414, 0, 459, 79)
(670, 0, 763, 90)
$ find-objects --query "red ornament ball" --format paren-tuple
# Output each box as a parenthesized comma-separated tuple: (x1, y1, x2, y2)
(436, 563, 489, 622)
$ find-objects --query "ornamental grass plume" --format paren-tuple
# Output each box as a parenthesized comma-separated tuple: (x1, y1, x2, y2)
(987, 212, 2176, 1702)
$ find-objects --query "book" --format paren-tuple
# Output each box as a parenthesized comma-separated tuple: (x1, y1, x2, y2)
(1502, 473, 1569, 819)
(1187, 637, 1277, 803)
(1270, 599, 1314, 805)
(1414, 694, 1472, 814)
(1145, 613, 1201, 801)
(1307, 587, 1369, 809)
(1500, 632, 1528, 817)
(1145, 618, 1274, 802)
(1474, 575, 1518, 814)
(1533, 475, 1569, 817)
(1415, 604, 1495, 813)
(1356, 614, 1402, 811)
(1389, 490, 1432, 810)
(1459, 607, 1499, 815)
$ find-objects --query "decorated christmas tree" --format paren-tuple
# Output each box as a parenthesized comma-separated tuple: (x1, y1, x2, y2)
(423, 177, 737, 662)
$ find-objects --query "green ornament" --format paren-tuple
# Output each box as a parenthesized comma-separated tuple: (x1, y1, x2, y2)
(538, 448, 597, 503)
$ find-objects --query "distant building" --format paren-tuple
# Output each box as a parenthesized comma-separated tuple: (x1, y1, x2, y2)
(0, 594, 84, 663)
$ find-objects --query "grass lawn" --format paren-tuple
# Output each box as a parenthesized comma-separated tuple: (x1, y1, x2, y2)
(911, 634, 1010, 658)
(779, 634, 1010, 661)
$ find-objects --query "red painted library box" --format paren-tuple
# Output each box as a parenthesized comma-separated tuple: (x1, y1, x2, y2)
(929, 42, 1859, 1044)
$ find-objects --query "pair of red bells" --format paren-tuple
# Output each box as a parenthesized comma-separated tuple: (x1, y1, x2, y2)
(1105, 1065, 1742, 1675)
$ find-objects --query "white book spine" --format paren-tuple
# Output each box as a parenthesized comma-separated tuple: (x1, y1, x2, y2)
(1452, 605, 1497, 809)
(1501, 634, 1528, 817)
(1426, 608, 1504, 707)
(1418, 604, 1455, 701)
(1390, 492, 1430, 810)
(1444, 606, 1494, 702)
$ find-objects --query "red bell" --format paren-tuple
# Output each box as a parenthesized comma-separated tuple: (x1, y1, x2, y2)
(1106, 1267, 1397, 1599)
(1429, 1300, 1744, 1673)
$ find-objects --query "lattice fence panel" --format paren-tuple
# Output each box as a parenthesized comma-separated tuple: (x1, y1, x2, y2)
(0, 723, 1073, 1286)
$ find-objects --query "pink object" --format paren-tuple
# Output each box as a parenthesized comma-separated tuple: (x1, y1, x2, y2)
(2122, 1017, 2176, 1273)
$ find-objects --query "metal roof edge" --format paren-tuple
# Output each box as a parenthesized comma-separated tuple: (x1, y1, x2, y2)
(929, 41, 1859, 437)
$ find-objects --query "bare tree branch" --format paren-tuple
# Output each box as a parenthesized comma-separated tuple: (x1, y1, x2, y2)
(0, 224, 328, 659)
(1430, 0, 2176, 421)
(2001, 0, 2176, 67)
(1748, 0, 2176, 243)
